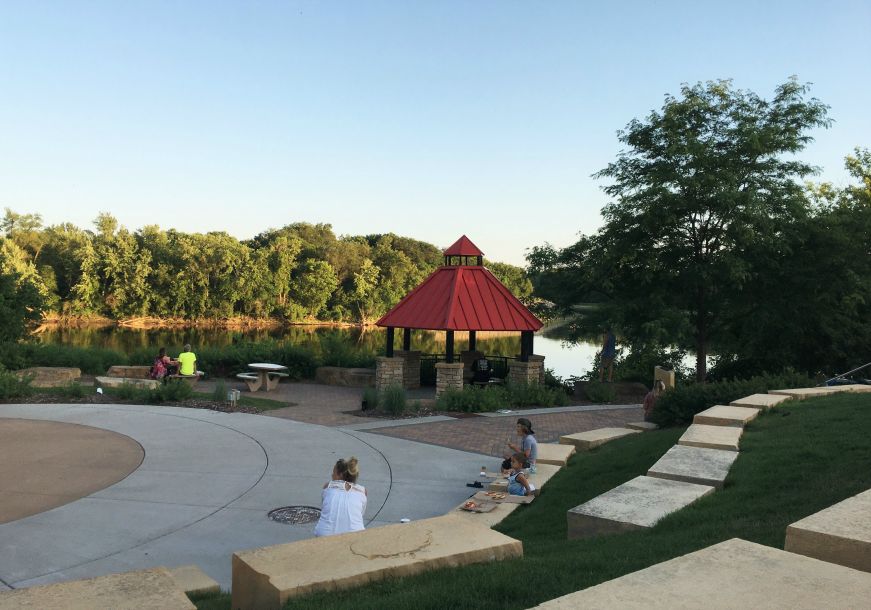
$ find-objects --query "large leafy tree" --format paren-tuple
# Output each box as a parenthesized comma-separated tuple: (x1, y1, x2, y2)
(532, 79, 830, 380)
(0, 238, 47, 341)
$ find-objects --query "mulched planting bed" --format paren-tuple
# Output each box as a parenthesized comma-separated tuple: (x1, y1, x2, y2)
(0, 393, 261, 414)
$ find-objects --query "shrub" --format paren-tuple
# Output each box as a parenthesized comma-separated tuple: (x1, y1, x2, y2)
(152, 379, 194, 403)
(112, 382, 139, 400)
(0, 369, 33, 398)
(652, 370, 816, 426)
(381, 384, 407, 416)
(319, 333, 377, 368)
(57, 382, 86, 399)
(211, 379, 228, 402)
(583, 381, 617, 403)
(0, 342, 127, 374)
(505, 381, 570, 408)
(362, 386, 379, 411)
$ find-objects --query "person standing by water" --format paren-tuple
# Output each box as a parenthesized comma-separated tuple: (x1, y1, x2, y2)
(599, 327, 617, 382)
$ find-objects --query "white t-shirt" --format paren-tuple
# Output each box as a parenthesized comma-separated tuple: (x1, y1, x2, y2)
(313, 480, 367, 537)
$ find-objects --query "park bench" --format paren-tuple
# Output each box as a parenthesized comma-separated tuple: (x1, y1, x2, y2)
(168, 371, 204, 386)
(237, 369, 288, 392)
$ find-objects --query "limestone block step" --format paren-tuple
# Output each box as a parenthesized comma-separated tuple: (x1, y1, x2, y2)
(0, 567, 195, 610)
(626, 421, 658, 431)
(95, 376, 160, 390)
(14, 366, 81, 388)
(730, 393, 792, 409)
(785, 488, 871, 573)
(693, 405, 759, 428)
(534, 538, 871, 609)
(769, 387, 844, 399)
(232, 514, 522, 609)
(106, 365, 153, 379)
(678, 424, 742, 452)
(537, 443, 575, 467)
(833, 383, 871, 393)
(560, 427, 640, 451)
(567, 476, 714, 539)
(647, 444, 739, 490)
(167, 565, 220, 596)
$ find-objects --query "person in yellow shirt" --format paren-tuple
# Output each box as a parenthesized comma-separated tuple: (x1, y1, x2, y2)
(177, 344, 198, 376)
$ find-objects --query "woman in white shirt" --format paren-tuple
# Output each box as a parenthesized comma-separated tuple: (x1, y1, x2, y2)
(313, 457, 367, 537)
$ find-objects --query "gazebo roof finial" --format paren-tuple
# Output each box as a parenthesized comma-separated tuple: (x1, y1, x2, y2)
(443, 235, 484, 258)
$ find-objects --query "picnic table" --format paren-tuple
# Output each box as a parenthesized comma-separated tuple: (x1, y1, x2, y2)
(237, 362, 288, 392)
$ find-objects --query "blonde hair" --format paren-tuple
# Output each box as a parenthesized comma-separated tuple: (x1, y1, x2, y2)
(335, 457, 360, 483)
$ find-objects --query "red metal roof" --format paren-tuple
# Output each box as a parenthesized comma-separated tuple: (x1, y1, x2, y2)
(443, 235, 484, 257)
(376, 264, 543, 332)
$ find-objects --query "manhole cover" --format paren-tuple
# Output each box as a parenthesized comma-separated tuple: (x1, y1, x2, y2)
(268, 506, 321, 525)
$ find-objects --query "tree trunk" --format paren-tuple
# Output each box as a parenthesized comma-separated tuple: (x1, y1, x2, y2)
(696, 286, 708, 382)
(695, 337, 707, 382)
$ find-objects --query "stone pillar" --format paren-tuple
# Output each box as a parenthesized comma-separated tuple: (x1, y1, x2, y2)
(375, 356, 404, 393)
(508, 357, 544, 385)
(435, 362, 464, 398)
(529, 355, 546, 384)
(395, 350, 421, 390)
(654, 365, 675, 390)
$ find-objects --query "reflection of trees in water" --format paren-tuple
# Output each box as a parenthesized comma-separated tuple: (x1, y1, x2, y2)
(34, 325, 525, 358)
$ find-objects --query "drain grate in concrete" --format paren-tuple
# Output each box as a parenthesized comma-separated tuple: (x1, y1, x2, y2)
(268, 506, 322, 525)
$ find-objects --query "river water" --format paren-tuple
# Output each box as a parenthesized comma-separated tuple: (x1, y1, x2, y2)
(32, 325, 599, 381)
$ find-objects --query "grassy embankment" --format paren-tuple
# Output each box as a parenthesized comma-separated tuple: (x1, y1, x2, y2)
(191, 392, 871, 610)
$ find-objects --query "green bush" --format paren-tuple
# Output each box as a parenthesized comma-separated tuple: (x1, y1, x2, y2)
(57, 382, 86, 399)
(319, 333, 377, 368)
(436, 382, 570, 413)
(362, 386, 379, 411)
(652, 371, 817, 426)
(112, 382, 139, 400)
(381, 384, 407, 416)
(0, 342, 127, 375)
(583, 380, 617, 403)
(211, 379, 228, 402)
(152, 379, 194, 403)
(0, 369, 34, 398)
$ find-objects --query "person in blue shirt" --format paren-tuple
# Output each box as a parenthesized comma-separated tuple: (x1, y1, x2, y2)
(599, 327, 617, 382)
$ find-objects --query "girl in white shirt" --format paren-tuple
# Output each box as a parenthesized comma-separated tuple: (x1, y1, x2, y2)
(313, 457, 367, 537)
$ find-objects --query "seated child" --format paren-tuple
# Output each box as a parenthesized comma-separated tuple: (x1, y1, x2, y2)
(506, 452, 537, 497)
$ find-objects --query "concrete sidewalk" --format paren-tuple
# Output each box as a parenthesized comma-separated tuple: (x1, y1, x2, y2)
(0, 403, 490, 591)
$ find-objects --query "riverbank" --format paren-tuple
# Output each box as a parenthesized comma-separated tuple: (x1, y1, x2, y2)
(34, 314, 369, 332)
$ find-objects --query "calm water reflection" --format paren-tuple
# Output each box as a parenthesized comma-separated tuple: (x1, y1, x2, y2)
(33, 326, 599, 380)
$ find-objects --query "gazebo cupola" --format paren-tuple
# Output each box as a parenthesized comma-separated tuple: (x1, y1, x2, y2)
(375, 236, 544, 397)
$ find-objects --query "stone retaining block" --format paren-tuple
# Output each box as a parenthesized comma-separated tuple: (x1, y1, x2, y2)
(560, 427, 639, 451)
(769, 387, 844, 399)
(567, 476, 714, 539)
(231, 514, 522, 609)
(14, 367, 81, 388)
(730, 393, 792, 409)
(95, 376, 161, 390)
(693, 405, 759, 428)
(167, 565, 220, 596)
(647, 444, 738, 490)
(785, 488, 871, 574)
(534, 538, 871, 608)
(678, 424, 742, 452)
(626, 421, 658, 431)
(537, 443, 576, 467)
(0, 567, 194, 610)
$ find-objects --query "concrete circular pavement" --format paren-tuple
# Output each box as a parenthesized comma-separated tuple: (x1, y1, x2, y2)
(0, 403, 490, 591)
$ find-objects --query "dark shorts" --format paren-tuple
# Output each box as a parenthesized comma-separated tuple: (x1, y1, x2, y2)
(600, 355, 615, 366)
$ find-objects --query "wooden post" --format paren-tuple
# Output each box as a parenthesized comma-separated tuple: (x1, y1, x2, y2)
(468, 330, 477, 351)
(403, 328, 411, 351)
(446, 330, 455, 364)
(386, 327, 395, 358)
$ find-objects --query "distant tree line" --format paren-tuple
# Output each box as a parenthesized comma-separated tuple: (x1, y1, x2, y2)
(528, 79, 871, 380)
(0, 217, 533, 330)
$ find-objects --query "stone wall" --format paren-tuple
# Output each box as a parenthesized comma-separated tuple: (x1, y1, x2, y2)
(655, 365, 675, 389)
(375, 357, 404, 393)
(435, 362, 464, 398)
(394, 350, 421, 390)
(508, 356, 545, 386)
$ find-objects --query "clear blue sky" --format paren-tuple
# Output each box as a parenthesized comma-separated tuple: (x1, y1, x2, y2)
(1, 1, 868, 265)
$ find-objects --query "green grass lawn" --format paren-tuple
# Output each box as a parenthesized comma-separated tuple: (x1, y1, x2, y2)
(194, 392, 871, 609)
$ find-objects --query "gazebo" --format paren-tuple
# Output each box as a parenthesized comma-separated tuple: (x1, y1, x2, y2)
(375, 235, 544, 397)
